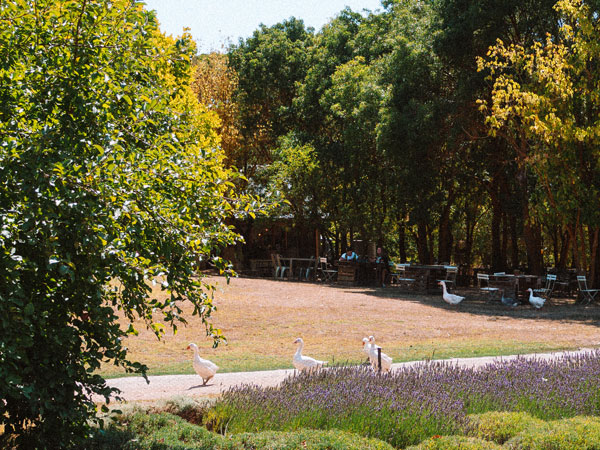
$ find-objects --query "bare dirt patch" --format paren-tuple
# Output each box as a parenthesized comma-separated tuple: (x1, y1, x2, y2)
(101, 276, 600, 379)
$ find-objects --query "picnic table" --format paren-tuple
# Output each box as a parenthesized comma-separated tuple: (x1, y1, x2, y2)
(336, 261, 380, 286)
(397, 265, 448, 293)
(489, 274, 539, 300)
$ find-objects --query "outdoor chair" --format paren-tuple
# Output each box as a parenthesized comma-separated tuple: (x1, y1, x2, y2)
(318, 257, 337, 282)
(393, 264, 418, 290)
(534, 274, 556, 300)
(298, 256, 316, 281)
(439, 266, 458, 288)
(390, 263, 407, 284)
(576, 276, 599, 304)
(477, 273, 500, 300)
(270, 253, 289, 279)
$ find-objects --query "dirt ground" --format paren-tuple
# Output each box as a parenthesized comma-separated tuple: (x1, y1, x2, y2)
(103, 276, 600, 379)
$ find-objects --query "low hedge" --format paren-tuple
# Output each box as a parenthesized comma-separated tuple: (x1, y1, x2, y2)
(405, 435, 503, 449)
(465, 411, 545, 444)
(506, 416, 600, 450)
(113, 412, 394, 450)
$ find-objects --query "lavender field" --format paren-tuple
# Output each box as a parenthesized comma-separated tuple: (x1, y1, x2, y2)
(209, 351, 600, 448)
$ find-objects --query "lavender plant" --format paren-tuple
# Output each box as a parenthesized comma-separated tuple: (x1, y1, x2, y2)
(209, 351, 600, 448)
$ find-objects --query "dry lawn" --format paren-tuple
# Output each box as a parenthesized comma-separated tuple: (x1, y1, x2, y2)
(100, 276, 600, 377)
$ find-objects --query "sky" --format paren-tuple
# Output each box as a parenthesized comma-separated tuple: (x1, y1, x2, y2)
(143, 0, 383, 52)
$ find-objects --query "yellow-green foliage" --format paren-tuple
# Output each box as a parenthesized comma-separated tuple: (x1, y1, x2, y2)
(117, 412, 395, 450)
(466, 411, 545, 444)
(405, 435, 504, 450)
(505, 416, 600, 450)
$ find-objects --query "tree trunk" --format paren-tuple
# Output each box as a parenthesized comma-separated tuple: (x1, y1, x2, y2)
(501, 212, 508, 271)
(517, 168, 543, 274)
(590, 227, 600, 288)
(428, 225, 435, 264)
(438, 206, 452, 264)
(557, 227, 570, 270)
(398, 218, 407, 263)
(416, 222, 430, 264)
(510, 214, 519, 269)
(490, 186, 503, 271)
(465, 214, 475, 269)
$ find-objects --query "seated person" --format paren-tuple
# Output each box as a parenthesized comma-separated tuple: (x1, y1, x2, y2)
(375, 247, 390, 287)
(339, 247, 358, 262)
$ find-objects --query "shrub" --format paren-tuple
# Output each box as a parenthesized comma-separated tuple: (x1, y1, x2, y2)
(506, 416, 600, 450)
(229, 428, 395, 450)
(148, 397, 209, 426)
(121, 413, 223, 450)
(118, 412, 394, 450)
(0, 0, 249, 447)
(210, 352, 600, 447)
(405, 435, 504, 449)
(466, 411, 545, 444)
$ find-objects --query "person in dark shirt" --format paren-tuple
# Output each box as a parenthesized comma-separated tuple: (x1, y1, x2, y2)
(375, 247, 390, 287)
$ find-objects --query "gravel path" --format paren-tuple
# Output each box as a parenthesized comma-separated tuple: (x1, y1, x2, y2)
(98, 348, 596, 403)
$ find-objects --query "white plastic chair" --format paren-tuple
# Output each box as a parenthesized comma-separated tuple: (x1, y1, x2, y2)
(534, 274, 556, 299)
(477, 273, 499, 299)
(577, 276, 599, 304)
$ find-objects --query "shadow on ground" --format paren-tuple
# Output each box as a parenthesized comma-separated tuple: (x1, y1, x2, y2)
(336, 284, 600, 326)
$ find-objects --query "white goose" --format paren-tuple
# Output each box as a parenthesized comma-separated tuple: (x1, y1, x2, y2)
(187, 343, 219, 386)
(439, 280, 465, 306)
(362, 337, 376, 368)
(368, 336, 393, 372)
(293, 337, 327, 372)
(527, 288, 545, 309)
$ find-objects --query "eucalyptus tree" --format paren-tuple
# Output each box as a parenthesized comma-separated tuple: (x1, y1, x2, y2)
(433, 0, 561, 272)
(289, 9, 369, 252)
(478, 0, 600, 282)
(228, 17, 313, 178)
(0, 1, 253, 446)
(376, 0, 453, 263)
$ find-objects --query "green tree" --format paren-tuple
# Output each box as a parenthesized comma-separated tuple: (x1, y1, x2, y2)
(228, 17, 313, 178)
(477, 0, 600, 280)
(433, 0, 561, 272)
(0, 1, 252, 446)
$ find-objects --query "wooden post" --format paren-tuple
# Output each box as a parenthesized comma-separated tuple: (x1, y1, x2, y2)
(315, 228, 319, 259)
(377, 347, 382, 374)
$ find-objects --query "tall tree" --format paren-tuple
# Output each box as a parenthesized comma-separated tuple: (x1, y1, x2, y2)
(0, 1, 253, 446)
(192, 52, 242, 168)
(433, 0, 561, 272)
(229, 17, 313, 178)
(478, 0, 600, 281)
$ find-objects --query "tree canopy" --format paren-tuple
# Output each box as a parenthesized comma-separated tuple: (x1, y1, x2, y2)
(0, 0, 254, 446)
(223, 0, 600, 279)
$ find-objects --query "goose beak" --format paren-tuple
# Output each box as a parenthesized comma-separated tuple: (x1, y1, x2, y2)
(186, 345, 190, 350)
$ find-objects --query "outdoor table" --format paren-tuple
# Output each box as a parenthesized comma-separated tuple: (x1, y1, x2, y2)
(516, 275, 539, 299)
(280, 257, 317, 280)
(336, 261, 379, 285)
(337, 261, 358, 284)
(489, 274, 539, 300)
(356, 261, 378, 286)
(402, 265, 447, 293)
